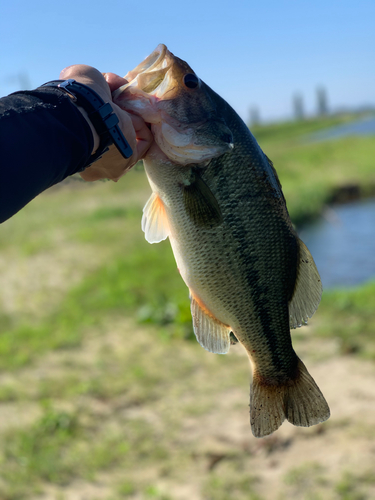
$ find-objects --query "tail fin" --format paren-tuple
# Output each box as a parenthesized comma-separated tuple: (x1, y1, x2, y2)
(250, 358, 330, 438)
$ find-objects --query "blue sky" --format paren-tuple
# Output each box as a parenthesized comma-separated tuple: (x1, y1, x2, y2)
(1, 0, 374, 122)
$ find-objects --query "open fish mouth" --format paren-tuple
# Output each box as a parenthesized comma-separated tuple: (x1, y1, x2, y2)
(126, 44, 167, 77)
(112, 44, 174, 105)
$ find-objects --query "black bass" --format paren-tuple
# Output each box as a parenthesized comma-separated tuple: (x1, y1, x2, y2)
(113, 44, 330, 437)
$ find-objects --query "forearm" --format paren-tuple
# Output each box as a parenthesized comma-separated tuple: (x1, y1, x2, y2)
(0, 87, 93, 223)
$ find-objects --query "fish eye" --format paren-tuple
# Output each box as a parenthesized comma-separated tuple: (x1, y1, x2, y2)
(183, 73, 200, 89)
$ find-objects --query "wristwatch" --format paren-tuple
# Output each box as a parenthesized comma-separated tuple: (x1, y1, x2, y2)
(41, 79, 133, 168)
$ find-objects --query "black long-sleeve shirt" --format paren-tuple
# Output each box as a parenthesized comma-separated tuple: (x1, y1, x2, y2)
(0, 87, 94, 223)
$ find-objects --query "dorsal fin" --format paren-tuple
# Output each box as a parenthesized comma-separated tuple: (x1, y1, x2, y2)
(265, 154, 286, 202)
(141, 192, 170, 244)
(190, 292, 231, 354)
(289, 239, 323, 329)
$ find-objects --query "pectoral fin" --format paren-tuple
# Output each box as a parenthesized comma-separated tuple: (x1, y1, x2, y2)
(190, 292, 230, 354)
(142, 192, 170, 244)
(183, 172, 223, 228)
(288, 239, 323, 329)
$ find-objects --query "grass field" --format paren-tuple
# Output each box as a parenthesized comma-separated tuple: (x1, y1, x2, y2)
(252, 113, 375, 225)
(1, 114, 375, 499)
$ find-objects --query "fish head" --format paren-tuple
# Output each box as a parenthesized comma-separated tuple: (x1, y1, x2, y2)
(113, 44, 233, 165)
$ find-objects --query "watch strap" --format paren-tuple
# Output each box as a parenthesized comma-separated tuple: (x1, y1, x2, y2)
(41, 79, 133, 168)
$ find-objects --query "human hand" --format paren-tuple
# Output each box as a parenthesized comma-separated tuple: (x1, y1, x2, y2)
(59, 65, 153, 181)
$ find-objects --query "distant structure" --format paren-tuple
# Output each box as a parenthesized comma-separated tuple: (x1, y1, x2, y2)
(293, 93, 304, 120)
(317, 87, 328, 116)
(249, 106, 260, 126)
(5, 71, 32, 91)
(17, 72, 32, 90)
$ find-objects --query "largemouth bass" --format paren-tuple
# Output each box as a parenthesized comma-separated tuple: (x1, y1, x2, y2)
(113, 44, 330, 438)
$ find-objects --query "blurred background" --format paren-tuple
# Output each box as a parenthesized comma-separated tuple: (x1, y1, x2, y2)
(1, 1, 375, 499)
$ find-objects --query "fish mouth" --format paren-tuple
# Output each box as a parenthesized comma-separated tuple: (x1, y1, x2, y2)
(124, 44, 168, 83)
(112, 44, 173, 103)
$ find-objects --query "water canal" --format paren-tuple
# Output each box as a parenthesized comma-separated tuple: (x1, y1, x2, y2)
(308, 115, 375, 142)
(298, 198, 375, 289)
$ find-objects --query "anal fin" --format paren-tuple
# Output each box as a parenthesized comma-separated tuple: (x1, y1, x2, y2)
(141, 192, 170, 244)
(190, 292, 231, 354)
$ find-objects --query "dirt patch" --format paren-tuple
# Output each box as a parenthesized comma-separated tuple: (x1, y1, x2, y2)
(2, 318, 374, 499)
(0, 244, 104, 318)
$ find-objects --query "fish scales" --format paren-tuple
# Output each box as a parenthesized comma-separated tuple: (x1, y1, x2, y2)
(160, 90, 298, 374)
(113, 44, 330, 437)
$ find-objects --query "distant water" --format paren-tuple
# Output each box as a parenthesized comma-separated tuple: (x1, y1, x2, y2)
(308, 115, 375, 142)
(298, 199, 375, 289)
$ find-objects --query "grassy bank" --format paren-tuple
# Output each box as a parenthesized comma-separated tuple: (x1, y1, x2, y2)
(0, 115, 375, 499)
(252, 113, 375, 225)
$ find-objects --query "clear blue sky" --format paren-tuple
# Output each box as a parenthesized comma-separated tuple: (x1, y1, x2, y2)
(1, 0, 374, 122)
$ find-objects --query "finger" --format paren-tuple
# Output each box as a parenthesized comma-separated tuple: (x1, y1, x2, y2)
(129, 113, 151, 133)
(59, 64, 112, 102)
(136, 137, 153, 159)
(60, 65, 75, 78)
(128, 115, 153, 159)
(136, 130, 153, 156)
(60, 64, 103, 83)
(130, 116, 153, 140)
(80, 166, 102, 182)
(103, 72, 128, 93)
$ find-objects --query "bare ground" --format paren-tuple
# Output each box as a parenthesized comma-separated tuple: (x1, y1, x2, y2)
(1, 317, 375, 500)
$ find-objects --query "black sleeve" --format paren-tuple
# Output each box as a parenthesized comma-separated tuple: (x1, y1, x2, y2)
(0, 86, 94, 223)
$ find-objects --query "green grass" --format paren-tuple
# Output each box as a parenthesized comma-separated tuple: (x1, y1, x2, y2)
(0, 239, 194, 371)
(313, 281, 375, 358)
(335, 470, 375, 500)
(283, 462, 375, 500)
(276, 136, 375, 225)
(0, 402, 162, 499)
(203, 472, 262, 500)
(251, 114, 375, 225)
(284, 462, 327, 497)
(250, 113, 363, 144)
